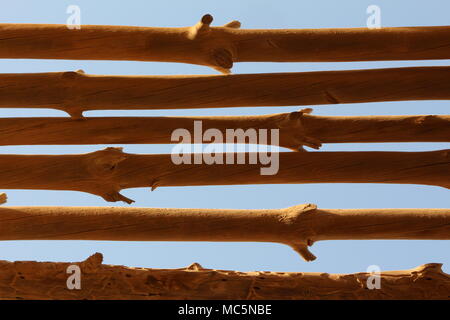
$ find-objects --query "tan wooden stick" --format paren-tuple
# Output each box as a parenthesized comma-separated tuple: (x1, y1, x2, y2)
(0, 110, 448, 150)
(0, 205, 449, 261)
(0, 253, 448, 299)
(0, 148, 448, 204)
(2, 67, 450, 118)
(2, 15, 450, 72)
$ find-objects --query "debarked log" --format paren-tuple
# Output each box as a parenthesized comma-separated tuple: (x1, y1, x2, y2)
(1, 67, 450, 118)
(0, 204, 449, 262)
(0, 148, 448, 205)
(0, 253, 449, 299)
(0, 110, 449, 150)
(1, 14, 450, 72)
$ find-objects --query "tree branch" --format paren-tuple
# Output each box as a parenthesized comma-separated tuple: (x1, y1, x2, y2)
(1, 16, 450, 71)
(0, 205, 449, 261)
(2, 67, 450, 117)
(0, 111, 448, 150)
(0, 148, 448, 203)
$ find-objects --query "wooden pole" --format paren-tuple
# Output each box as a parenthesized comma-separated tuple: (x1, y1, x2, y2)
(0, 111, 448, 150)
(1, 15, 450, 72)
(1, 67, 450, 118)
(0, 253, 448, 299)
(0, 148, 448, 204)
(0, 205, 449, 261)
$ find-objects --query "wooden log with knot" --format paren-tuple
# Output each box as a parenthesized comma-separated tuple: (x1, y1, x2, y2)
(1, 15, 450, 72)
(0, 148, 448, 204)
(1, 67, 450, 118)
(0, 110, 448, 151)
(0, 204, 448, 262)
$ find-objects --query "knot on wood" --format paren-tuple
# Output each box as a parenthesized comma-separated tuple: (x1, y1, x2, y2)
(279, 203, 317, 225)
(61, 69, 85, 81)
(185, 262, 205, 271)
(150, 179, 160, 191)
(187, 14, 213, 40)
(280, 203, 318, 262)
(187, 14, 240, 74)
(0, 193, 7, 205)
(86, 147, 127, 177)
(289, 243, 317, 262)
(410, 263, 445, 282)
(84, 147, 135, 204)
(414, 115, 439, 125)
(80, 252, 103, 273)
(60, 69, 86, 119)
(212, 48, 233, 72)
(275, 108, 322, 151)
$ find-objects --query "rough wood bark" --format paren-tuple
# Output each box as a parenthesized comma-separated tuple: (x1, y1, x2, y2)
(1, 15, 450, 72)
(0, 253, 449, 299)
(2, 67, 450, 117)
(0, 204, 449, 261)
(0, 111, 448, 150)
(0, 148, 448, 204)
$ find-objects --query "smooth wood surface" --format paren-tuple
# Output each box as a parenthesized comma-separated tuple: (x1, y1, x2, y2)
(0, 148, 448, 204)
(1, 67, 450, 117)
(1, 15, 450, 71)
(0, 204, 449, 261)
(0, 111, 448, 150)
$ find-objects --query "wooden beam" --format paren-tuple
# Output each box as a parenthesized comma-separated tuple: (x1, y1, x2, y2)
(0, 204, 449, 261)
(1, 15, 450, 71)
(0, 111, 448, 150)
(0, 148, 448, 204)
(0, 253, 449, 299)
(1, 67, 450, 118)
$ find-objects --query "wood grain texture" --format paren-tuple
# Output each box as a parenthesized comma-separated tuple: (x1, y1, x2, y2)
(0, 148, 448, 204)
(0, 253, 449, 299)
(1, 15, 450, 71)
(1, 67, 450, 117)
(0, 204, 448, 261)
(0, 111, 448, 150)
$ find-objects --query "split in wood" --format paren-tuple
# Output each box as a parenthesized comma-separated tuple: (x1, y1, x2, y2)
(0, 110, 449, 151)
(2, 67, 450, 117)
(0, 205, 449, 262)
(1, 15, 450, 71)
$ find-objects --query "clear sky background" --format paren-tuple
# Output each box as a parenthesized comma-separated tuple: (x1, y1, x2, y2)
(0, 0, 449, 274)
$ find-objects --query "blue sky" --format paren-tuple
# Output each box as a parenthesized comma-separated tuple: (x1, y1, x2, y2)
(0, 0, 449, 274)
